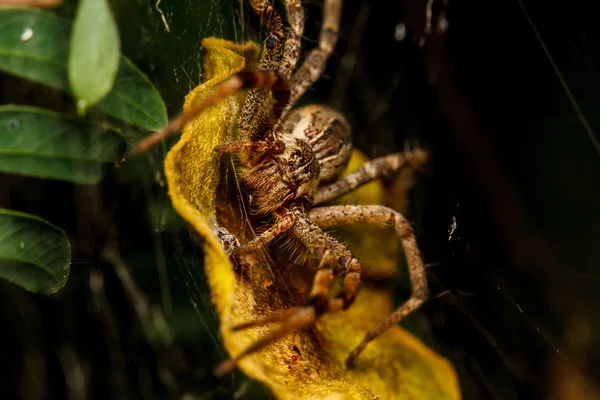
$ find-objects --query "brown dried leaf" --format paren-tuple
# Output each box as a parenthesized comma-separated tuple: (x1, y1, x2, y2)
(164, 37, 460, 399)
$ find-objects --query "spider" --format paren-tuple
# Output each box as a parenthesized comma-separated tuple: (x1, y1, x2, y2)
(136, 0, 431, 377)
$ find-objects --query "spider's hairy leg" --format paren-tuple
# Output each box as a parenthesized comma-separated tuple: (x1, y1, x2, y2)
(280, 0, 304, 80)
(248, 0, 285, 67)
(291, 213, 364, 313)
(284, 0, 342, 115)
(214, 306, 316, 377)
(308, 205, 428, 367)
(230, 212, 295, 258)
(230, 306, 308, 331)
(314, 147, 430, 205)
(307, 248, 338, 311)
(239, 0, 288, 139)
(133, 70, 290, 154)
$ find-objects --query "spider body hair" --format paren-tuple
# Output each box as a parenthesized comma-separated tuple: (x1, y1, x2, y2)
(232, 105, 352, 217)
(238, 136, 319, 216)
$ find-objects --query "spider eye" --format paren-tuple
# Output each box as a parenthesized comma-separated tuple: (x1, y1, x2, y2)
(288, 161, 294, 167)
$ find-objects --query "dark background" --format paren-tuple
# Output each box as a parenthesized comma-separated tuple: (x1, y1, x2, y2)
(1, 0, 600, 398)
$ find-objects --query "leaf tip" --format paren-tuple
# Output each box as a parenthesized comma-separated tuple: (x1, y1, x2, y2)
(76, 99, 88, 116)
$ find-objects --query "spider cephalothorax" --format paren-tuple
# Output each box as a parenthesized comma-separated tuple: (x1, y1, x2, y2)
(136, 0, 434, 377)
(220, 104, 353, 216)
(237, 136, 320, 216)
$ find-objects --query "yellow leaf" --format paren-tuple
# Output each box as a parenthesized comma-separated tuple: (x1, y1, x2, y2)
(164, 37, 461, 399)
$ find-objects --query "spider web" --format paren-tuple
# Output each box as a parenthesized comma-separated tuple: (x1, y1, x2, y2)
(1, 0, 600, 399)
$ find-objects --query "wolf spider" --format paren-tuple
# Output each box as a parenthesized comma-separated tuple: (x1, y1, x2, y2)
(136, 0, 430, 377)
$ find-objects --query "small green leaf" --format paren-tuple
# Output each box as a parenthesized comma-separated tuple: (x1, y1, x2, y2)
(0, 209, 70, 295)
(0, 8, 167, 131)
(0, 105, 126, 183)
(68, 0, 120, 114)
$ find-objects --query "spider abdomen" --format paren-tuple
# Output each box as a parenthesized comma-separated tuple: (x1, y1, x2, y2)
(283, 105, 352, 183)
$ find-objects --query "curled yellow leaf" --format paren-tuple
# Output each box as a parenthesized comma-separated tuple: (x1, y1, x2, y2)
(164, 37, 461, 399)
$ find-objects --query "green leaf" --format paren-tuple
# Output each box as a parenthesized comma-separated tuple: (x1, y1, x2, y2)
(0, 105, 126, 183)
(0, 9, 70, 91)
(0, 8, 167, 131)
(96, 57, 169, 133)
(69, 0, 120, 114)
(0, 209, 70, 295)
